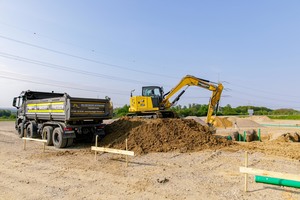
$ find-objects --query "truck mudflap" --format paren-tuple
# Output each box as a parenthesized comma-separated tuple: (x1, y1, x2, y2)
(95, 128, 105, 136)
(63, 127, 76, 139)
(94, 124, 106, 136)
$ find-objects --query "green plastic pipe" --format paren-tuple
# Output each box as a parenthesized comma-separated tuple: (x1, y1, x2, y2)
(255, 176, 300, 188)
(261, 124, 300, 128)
(243, 131, 246, 142)
(258, 129, 261, 141)
(238, 133, 241, 141)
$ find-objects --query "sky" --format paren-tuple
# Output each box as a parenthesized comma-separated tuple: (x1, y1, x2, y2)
(0, 0, 299, 110)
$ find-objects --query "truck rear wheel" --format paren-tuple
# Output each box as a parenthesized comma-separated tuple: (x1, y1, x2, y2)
(42, 126, 54, 146)
(52, 128, 67, 148)
(66, 138, 74, 147)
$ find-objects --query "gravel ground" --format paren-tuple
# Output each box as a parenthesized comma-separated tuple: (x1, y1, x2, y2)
(0, 121, 299, 200)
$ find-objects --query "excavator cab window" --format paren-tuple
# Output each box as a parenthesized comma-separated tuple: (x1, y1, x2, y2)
(142, 86, 162, 97)
(142, 86, 163, 108)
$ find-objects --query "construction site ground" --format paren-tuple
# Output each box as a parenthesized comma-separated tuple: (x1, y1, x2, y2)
(0, 117, 299, 200)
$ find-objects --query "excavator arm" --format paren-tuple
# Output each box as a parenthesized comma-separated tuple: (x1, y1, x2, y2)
(160, 75, 223, 125)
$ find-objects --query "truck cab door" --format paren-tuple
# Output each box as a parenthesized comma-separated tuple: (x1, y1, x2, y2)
(12, 96, 25, 115)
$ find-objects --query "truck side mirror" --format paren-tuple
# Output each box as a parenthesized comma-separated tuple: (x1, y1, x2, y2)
(12, 97, 19, 109)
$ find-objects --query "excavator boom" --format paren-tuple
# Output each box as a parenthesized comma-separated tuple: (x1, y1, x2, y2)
(160, 75, 223, 125)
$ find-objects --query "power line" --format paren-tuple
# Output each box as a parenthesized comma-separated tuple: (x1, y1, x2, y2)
(0, 20, 143, 65)
(228, 82, 300, 98)
(1, 72, 298, 109)
(227, 96, 300, 109)
(0, 51, 163, 86)
(0, 71, 129, 96)
(0, 34, 178, 79)
(0, 20, 99, 53)
(228, 88, 300, 104)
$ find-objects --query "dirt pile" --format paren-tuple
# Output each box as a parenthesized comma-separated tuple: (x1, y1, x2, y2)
(274, 132, 300, 142)
(247, 116, 273, 123)
(102, 118, 232, 155)
(227, 117, 261, 128)
(184, 116, 207, 126)
(213, 117, 233, 128)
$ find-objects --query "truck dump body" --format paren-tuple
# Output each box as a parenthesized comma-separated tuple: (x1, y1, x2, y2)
(26, 96, 112, 121)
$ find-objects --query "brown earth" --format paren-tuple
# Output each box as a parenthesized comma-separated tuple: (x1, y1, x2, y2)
(184, 116, 207, 126)
(227, 117, 262, 128)
(274, 132, 300, 143)
(247, 116, 273, 123)
(0, 120, 300, 200)
(213, 116, 233, 128)
(102, 118, 232, 155)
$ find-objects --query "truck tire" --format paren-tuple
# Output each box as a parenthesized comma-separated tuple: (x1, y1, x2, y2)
(42, 126, 53, 146)
(65, 138, 74, 147)
(17, 123, 24, 138)
(52, 127, 67, 148)
(26, 122, 38, 138)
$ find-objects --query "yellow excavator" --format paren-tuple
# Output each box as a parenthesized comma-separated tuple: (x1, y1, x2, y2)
(128, 75, 224, 125)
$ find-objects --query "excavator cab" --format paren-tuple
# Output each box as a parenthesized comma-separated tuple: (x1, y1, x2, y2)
(142, 86, 163, 108)
(128, 85, 177, 118)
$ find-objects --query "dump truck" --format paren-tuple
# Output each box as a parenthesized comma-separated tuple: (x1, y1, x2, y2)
(12, 90, 113, 148)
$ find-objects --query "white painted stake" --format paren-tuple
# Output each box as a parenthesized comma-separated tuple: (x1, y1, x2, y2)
(22, 137, 47, 152)
(245, 151, 248, 192)
(23, 138, 26, 150)
(126, 138, 128, 167)
(23, 129, 27, 150)
(95, 135, 98, 160)
(91, 147, 134, 156)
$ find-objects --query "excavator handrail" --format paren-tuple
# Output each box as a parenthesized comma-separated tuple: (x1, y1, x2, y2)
(161, 75, 224, 125)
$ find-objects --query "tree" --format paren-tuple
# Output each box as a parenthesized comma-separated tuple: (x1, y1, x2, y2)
(113, 105, 130, 118)
(222, 104, 237, 115)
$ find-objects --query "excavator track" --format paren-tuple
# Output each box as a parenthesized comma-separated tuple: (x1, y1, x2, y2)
(126, 111, 178, 119)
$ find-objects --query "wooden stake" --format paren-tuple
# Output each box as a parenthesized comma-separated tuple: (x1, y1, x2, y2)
(23, 138, 26, 150)
(126, 138, 128, 167)
(245, 151, 248, 192)
(91, 146, 134, 156)
(95, 135, 98, 161)
(240, 167, 300, 182)
(43, 131, 46, 153)
(23, 129, 27, 150)
(22, 138, 47, 142)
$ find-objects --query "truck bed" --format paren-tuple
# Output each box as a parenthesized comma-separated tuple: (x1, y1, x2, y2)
(25, 96, 112, 122)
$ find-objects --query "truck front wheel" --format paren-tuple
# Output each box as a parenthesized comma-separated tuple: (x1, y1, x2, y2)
(42, 126, 53, 146)
(17, 123, 24, 138)
(52, 128, 67, 148)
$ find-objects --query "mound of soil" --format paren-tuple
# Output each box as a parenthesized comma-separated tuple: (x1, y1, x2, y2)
(247, 116, 273, 123)
(184, 116, 207, 126)
(227, 117, 261, 128)
(213, 117, 233, 128)
(102, 118, 232, 155)
(274, 132, 300, 142)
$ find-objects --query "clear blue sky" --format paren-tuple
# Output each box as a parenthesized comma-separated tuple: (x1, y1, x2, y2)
(0, 1, 299, 109)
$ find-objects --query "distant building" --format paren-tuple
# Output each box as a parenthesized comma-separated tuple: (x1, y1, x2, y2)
(248, 109, 254, 116)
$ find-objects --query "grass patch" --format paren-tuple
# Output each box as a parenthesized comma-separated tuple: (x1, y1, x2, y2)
(268, 115, 300, 120)
(0, 119, 15, 121)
